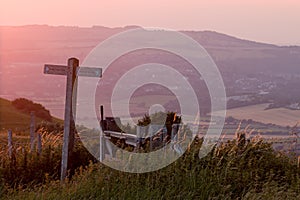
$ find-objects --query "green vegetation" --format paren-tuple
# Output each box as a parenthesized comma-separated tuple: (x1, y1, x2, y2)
(0, 132, 96, 189)
(0, 98, 34, 131)
(0, 98, 62, 132)
(0, 127, 299, 199)
(1, 99, 299, 199)
(12, 98, 52, 122)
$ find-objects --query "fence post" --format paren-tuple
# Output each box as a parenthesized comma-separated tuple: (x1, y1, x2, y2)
(37, 133, 42, 155)
(30, 111, 35, 152)
(171, 124, 179, 140)
(99, 105, 105, 161)
(8, 129, 13, 158)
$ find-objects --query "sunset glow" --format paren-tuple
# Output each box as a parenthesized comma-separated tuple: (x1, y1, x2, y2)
(0, 0, 300, 44)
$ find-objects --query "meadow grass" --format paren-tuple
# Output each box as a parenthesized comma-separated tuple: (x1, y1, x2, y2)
(1, 130, 299, 200)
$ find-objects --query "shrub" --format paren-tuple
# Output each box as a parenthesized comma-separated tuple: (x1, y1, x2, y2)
(12, 98, 52, 122)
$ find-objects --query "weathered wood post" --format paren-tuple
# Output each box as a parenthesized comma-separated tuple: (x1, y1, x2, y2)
(136, 126, 145, 152)
(171, 124, 179, 140)
(37, 133, 42, 155)
(99, 105, 105, 161)
(30, 111, 35, 152)
(61, 58, 79, 180)
(44, 57, 102, 181)
(149, 125, 154, 151)
(8, 129, 13, 158)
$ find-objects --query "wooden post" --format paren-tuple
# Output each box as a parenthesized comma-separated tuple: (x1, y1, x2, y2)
(8, 129, 12, 158)
(37, 133, 42, 155)
(61, 58, 79, 181)
(69, 58, 78, 157)
(137, 126, 147, 151)
(100, 105, 104, 122)
(171, 124, 179, 140)
(30, 111, 35, 152)
(99, 105, 105, 161)
(149, 137, 153, 151)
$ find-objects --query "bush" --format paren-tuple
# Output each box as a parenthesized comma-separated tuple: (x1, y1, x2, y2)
(12, 98, 52, 122)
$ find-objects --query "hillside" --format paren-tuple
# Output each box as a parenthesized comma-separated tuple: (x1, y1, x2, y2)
(1, 25, 300, 118)
(0, 97, 61, 132)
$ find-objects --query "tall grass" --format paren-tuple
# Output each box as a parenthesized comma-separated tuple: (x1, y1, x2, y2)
(1, 126, 299, 199)
(0, 132, 96, 189)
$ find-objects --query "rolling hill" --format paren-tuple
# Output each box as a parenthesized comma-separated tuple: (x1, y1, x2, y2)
(0, 97, 61, 132)
(1, 25, 300, 119)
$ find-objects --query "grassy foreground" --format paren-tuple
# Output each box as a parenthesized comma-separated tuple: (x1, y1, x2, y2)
(1, 135, 300, 200)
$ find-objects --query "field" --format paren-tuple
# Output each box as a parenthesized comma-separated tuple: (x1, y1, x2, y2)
(213, 103, 300, 127)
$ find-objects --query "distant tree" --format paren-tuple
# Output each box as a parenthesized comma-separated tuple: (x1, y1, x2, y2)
(226, 116, 235, 123)
(137, 111, 181, 136)
(12, 98, 52, 121)
(137, 112, 181, 126)
(137, 114, 151, 126)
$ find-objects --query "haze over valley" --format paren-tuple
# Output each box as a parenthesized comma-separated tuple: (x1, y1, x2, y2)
(1, 25, 300, 128)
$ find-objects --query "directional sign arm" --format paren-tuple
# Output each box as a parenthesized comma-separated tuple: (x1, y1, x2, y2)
(44, 64, 67, 76)
(44, 64, 102, 78)
(77, 67, 102, 78)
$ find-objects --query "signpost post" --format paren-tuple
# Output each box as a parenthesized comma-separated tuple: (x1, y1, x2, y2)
(44, 57, 102, 181)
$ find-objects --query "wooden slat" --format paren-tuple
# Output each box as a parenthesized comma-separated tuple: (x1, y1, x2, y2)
(44, 64, 67, 75)
(44, 65, 102, 78)
(125, 140, 137, 146)
(77, 67, 102, 78)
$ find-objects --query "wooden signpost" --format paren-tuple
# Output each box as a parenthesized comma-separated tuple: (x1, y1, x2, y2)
(44, 57, 102, 181)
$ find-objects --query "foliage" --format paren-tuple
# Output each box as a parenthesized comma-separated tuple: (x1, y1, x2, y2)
(1, 127, 299, 199)
(137, 112, 181, 126)
(12, 98, 52, 122)
(36, 121, 64, 135)
(137, 111, 181, 136)
(0, 132, 96, 191)
(0, 98, 36, 131)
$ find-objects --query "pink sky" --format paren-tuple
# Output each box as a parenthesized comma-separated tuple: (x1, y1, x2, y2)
(0, 0, 300, 45)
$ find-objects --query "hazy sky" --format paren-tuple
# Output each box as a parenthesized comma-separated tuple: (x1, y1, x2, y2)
(1, 0, 300, 45)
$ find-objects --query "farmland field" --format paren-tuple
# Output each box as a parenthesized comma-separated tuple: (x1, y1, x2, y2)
(212, 103, 300, 127)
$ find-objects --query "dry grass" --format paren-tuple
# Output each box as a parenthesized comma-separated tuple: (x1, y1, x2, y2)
(1, 126, 300, 200)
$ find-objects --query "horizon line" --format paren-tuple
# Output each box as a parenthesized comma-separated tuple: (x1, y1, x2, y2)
(1, 24, 300, 47)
